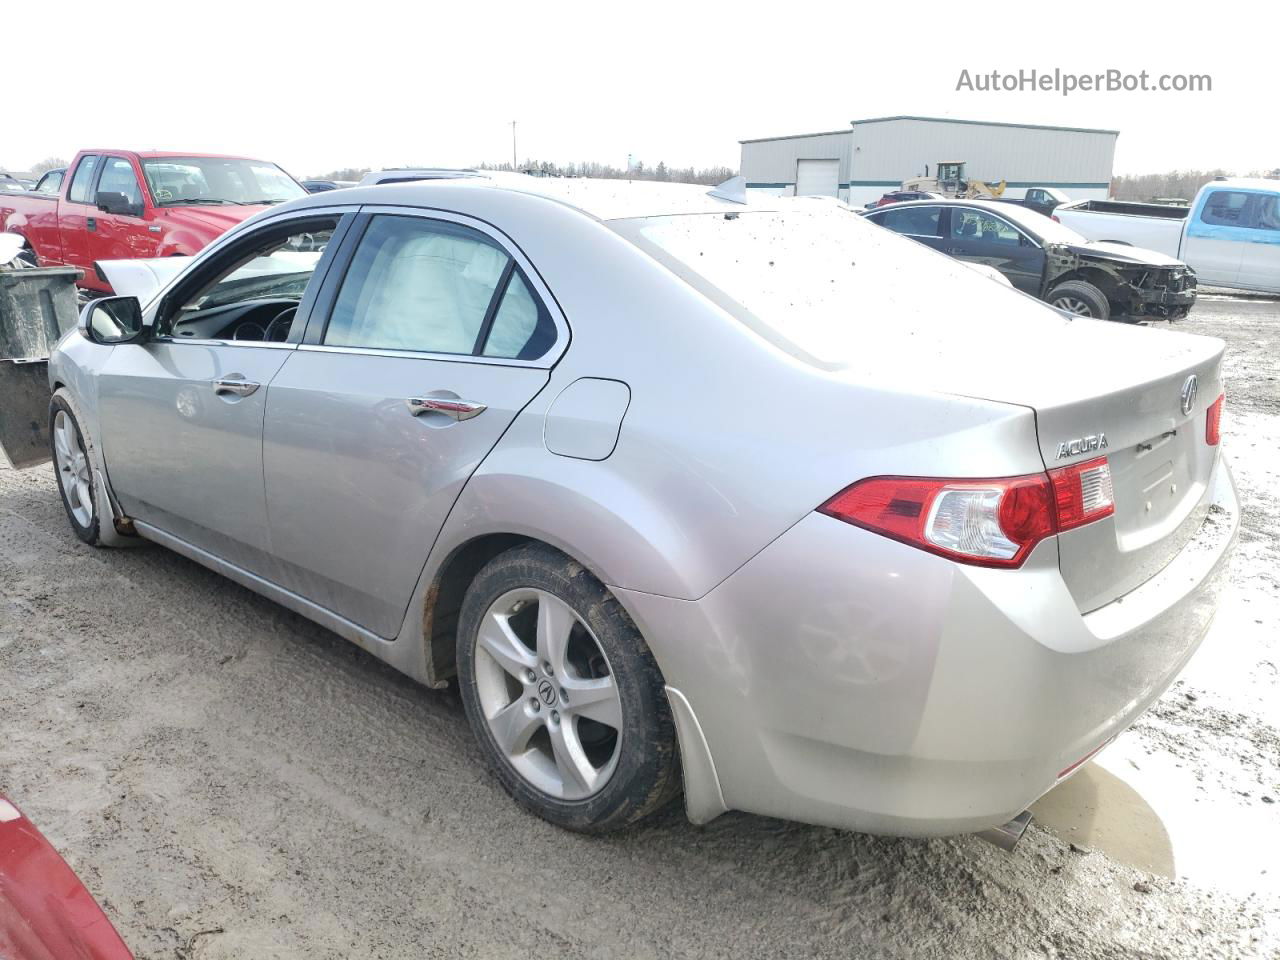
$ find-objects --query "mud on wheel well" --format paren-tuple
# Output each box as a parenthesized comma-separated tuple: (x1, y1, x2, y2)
(422, 534, 532, 684)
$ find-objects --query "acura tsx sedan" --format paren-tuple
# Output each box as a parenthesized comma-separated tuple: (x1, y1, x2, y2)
(2, 174, 1237, 839)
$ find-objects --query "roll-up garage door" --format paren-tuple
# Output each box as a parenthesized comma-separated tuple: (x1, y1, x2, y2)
(795, 159, 840, 197)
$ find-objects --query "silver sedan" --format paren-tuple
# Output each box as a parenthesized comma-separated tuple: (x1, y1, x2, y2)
(3, 175, 1238, 839)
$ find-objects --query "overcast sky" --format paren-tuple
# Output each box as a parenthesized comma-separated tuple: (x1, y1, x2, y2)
(4, 0, 1269, 178)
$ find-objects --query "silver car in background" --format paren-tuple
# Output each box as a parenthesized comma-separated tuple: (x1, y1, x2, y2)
(8, 174, 1238, 839)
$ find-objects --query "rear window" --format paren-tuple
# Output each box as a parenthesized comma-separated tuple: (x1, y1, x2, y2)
(614, 206, 1010, 369)
(68, 155, 100, 204)
(1199, 191, 1250, 226)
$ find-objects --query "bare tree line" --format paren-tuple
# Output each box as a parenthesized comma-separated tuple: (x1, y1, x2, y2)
(1112, 168, 1279, 202)
(308, 160, 737, 186)
(476, 160, 737, 185)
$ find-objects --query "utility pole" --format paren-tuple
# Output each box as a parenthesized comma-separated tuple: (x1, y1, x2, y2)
(511, 121, 517, 171)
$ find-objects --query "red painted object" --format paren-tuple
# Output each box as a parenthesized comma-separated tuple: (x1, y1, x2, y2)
(0, 797, 134, 960)
(0, 149, 306, 293)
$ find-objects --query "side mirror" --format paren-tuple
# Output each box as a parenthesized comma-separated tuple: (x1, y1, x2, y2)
(95, 191, 143, 217)
(80, 296, 148, 345)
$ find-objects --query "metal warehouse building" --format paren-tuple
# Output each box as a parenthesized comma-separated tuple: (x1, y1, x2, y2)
(740, 115, 1118, 206)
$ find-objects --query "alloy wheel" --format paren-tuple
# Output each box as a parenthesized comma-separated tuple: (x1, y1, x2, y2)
(1053, 296, 1094, 316)
(52, 411, 93, 527)
(474, 588, 623, 800)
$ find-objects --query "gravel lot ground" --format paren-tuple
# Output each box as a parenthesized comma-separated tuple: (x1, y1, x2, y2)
(1, 295, 1277, 960)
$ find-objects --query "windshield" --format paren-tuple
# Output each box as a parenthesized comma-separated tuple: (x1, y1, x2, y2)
(142, 157, 306, 206)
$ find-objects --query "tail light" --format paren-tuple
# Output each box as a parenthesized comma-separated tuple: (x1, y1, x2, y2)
(1206, 393, 1224, 446)
(819, 458, 1114, 569)
(1049, 457, 1115, 531)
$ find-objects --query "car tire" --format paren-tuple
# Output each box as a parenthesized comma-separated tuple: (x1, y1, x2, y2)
(14, 243, 38, 268)
(1047, 280, 1111, 320)
(49, 390, 101, 546)
(457, 543, 681, 832)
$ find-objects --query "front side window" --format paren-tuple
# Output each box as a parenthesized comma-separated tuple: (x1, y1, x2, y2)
(142, 157, 306, 206)
(324, 215, 555, 359)
(162, 218, 337, 341)
(875, 206, 942, 238)
(67, 155, 100, 204)
(951, 209, 1022, 246)
(98, 157, 144, 209)
(35, 170, 64, 195)
(1199, 191, 1250, 226)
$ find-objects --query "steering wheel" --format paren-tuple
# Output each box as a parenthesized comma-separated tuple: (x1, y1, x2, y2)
(264, 305, 297, 343)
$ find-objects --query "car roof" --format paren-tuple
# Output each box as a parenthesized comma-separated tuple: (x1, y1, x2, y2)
(279, 172, 792, 222)
(1205, 177, 1280, 193)
(79, 150, 280, 162)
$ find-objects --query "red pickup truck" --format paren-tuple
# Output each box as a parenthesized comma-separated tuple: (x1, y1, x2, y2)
(0, 149, 306, 293)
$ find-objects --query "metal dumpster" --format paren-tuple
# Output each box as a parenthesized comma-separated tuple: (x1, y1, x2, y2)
(0, 266, 82, 359)
(0, 266, 82, 469)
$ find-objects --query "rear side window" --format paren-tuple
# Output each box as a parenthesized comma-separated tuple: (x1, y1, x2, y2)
(875, 206, 942, 238)
(35, 170, 64, 195)
(1199, 191, 1250, 226)
(483, 271, 556, 359)
(325, 215, 555, 359)
(67, 155, 100, 204)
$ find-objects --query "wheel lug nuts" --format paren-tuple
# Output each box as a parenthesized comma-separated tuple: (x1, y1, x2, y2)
(525, 669, 536, 683)
(529, 698, 540, 712)
(542, 660, 553, 676)
(550, 710, 560, 725)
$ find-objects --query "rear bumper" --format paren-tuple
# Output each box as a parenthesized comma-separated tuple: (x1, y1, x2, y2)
(621, 457, 1238, 837)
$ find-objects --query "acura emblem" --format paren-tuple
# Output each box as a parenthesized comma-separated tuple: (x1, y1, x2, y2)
(537, 679, 557, 706)
(1180, 375, 1198, 416)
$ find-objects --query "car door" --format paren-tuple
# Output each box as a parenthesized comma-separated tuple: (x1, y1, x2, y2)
(1235, 192, 1280, 293)
(1182, 189, 1247, 287)
(57, 155, 105, 283)
(866, 204, 947, 255)
(260, 209, 563, 638)
(91, 155, 160, 264)
(96, 211, 353, 575)
(945, 206, 1045, 295)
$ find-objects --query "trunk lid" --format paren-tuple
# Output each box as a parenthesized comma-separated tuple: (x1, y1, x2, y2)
(819, 244, 1226, 614)
(1034, 333, 1223, 611)
(889, 310, 1225, 612)
(624, 208, 1225, 611)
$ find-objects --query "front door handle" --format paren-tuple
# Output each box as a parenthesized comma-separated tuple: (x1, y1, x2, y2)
(213, 377, 260, 397)
(406, 396, 486, 421)
(87, 217, 97, 232)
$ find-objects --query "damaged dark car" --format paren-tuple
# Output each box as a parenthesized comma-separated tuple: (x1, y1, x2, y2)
(864, 198, 1197, 322)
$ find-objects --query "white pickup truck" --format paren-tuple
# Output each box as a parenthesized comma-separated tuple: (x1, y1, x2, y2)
(1053, 178, 1280, 294)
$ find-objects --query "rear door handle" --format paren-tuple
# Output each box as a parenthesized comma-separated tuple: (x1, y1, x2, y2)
(87, 217, 97, 232)
(406, 396, 486, 421)
(213, 377, 260, 397)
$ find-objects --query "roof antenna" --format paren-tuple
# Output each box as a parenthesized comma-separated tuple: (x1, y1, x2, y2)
(707, 175, 748, 204)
